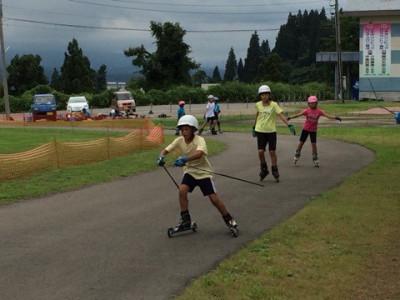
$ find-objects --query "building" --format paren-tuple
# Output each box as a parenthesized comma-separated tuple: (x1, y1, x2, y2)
(343, 0, 400, 100)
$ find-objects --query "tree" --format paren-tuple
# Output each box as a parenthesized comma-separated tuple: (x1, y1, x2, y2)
(7, 54, 48, 95)
(124, 21, 198, 90)
(192, 69, 209, 86)
(50, 68, 62, 91)
(260, 40, 271, 58)
(243, 31, 262, 82)
(212, 66, 222, 82)
(258, 53, 286, 82)
(237, 58, 244, 82)
(60, 39, 95, 93)
(95, 64, 107, 92)
(224, 47, 237, 81)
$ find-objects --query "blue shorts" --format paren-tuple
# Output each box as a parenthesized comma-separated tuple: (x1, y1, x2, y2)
(181, 173, 216, 196)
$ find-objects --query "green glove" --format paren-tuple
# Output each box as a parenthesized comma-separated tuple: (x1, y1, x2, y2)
(288, 124, 296, 136)
(252, 126, 256, 138)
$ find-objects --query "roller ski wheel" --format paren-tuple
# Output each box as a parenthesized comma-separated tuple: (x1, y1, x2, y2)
(313, 159, 320, 168)
(271, 166, 280, 183)
(226, 219, 239, 238)
(294, 151, 301, 165)
(167, 222, 197, 238)
(259, 165, 269, 181)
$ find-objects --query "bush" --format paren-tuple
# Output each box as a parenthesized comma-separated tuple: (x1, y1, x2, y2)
(90, 90, 114, 108)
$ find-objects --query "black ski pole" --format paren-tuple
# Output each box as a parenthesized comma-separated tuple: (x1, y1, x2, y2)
(190, 166, 264, 188)
(162, 165, 179, 189)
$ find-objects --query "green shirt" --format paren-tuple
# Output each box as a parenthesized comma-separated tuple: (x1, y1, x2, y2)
(255, 101, 283, 133)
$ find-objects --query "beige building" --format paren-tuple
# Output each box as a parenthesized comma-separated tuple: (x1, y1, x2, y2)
(343, 0, 400, 100)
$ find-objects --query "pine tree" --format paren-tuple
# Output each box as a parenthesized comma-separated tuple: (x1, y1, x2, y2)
(212, 66, 222, 82)
(95, 64, 107, 92)
(243, 31, 262, 83)
(237, 58, 244, 82)
(60, 39, 95, 93)
(260, 40, 271, 58)
(50, 68, 62, 91)
(224, 47, 237, 81)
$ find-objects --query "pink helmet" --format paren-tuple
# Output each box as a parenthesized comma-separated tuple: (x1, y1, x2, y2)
(307, 96, 318, 103)
(178, 100, 185, 106)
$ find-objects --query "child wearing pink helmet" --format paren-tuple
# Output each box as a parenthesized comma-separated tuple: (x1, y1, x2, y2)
(287, 96, 342, 167)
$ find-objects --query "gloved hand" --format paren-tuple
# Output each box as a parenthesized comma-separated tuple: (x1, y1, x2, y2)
(252, 126, 256, 138)
(174, 156, 188, 167)
(288, 124, 296, 135)
(157, 156, 165, 166)
(335, 116, 342, 122)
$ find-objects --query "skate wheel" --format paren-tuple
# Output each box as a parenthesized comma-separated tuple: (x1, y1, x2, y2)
(167, 228, 174, 238)
(191, 222, 198, 232)
(230, 227, 239, 238)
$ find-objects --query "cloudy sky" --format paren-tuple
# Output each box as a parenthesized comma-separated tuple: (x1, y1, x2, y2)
(4, 0, 345, 79)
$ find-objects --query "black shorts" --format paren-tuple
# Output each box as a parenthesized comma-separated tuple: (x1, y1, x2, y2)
(181, 173, 216, 196)
(206, 116, 216, 122)
(300, 130, 317, 143)
(256, 132, 277, 151)
(214, 112, 220, 120)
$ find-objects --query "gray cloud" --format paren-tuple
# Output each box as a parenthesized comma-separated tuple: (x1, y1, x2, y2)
(4, 0, 331, 79)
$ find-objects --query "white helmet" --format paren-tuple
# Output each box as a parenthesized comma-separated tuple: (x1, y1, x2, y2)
(207, 94, 214, 100)
(177, 115, 199, 130)
(258, 85, 271, 95)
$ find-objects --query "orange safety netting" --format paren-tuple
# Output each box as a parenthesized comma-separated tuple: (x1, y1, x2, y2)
(0, 123, 164, 181)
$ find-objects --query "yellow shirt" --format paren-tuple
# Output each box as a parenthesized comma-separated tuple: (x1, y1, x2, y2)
(255, 101, 283, 133)
(165, 135, 213, 179)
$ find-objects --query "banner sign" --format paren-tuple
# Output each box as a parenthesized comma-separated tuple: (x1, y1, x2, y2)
(362, 23, 391, 76)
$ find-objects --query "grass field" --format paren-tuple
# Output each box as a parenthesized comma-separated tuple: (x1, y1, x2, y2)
(177, 126, 400, 300)
(0, 128, 226, 204)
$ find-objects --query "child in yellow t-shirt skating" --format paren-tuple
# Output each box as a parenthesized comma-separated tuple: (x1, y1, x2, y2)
(157, 115, 239, 237)
(253, 85, 295, 182)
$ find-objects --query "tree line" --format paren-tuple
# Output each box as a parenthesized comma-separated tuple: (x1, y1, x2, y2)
(4, 8, 358, 97)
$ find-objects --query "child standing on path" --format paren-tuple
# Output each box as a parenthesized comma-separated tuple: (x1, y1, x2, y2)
(199, 95, 217, 135)
(175, 100, 186, 136)
(157, 115, 239, 236)
(253, 85, 295, 182)
(288, 96, 342, 167)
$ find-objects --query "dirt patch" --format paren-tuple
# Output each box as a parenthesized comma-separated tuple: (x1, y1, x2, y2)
(356, 107, 400, 115)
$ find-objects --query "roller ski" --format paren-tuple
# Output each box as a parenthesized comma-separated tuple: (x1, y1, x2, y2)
(259, 163, 269, 181)
(223, 214, 239, 238)
(167, 211, 197, 238)
(294, 150, 301, 165)
(271, 166, 280, 182)
(312, 154, 319, 168)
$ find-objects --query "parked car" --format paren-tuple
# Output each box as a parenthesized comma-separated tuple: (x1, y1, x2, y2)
(67, 96, 89, 112)
(31, 94, 57, 121)
(111, 90, 136, 117)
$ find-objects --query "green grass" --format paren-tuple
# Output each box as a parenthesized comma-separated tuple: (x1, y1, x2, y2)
(177, 126, 400, 300)
(0, 127, 124, 154)
(0, 129, 226, 204)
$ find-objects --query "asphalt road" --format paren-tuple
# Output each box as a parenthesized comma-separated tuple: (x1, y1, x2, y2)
(0, 133, 374, 300)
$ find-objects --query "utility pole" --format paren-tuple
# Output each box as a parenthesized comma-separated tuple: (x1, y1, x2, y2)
(0, 0, 10, 118)
(334, 0, 344, 102)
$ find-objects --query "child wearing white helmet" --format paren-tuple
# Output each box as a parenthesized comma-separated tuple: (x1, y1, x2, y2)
(287, 95, 342, 167)
(157, 115, 238, 236)
(199, 95, 217, 135)
(253, 85, 295, 182)
(175, 100, 186, 136)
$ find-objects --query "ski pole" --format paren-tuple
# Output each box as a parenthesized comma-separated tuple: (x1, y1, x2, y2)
(379, 106, 396, 115)
(190, 166, 264, 188)
(162, 165, 179, 189)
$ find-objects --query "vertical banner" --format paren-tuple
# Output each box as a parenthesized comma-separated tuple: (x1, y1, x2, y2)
(362, 23, 391, 76)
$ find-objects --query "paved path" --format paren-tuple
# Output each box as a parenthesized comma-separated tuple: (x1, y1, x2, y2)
(0, 133, 374, 300)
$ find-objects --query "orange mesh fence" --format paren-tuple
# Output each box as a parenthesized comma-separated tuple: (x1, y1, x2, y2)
(0, 124, 164, 181)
